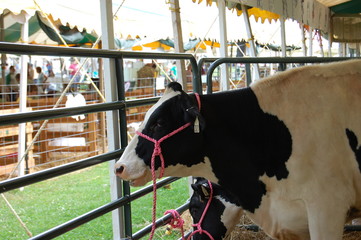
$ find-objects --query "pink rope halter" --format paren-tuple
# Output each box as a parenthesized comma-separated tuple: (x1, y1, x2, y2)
(136, 93, 201, 240)
(164, 209, 185, 237)
(162, 180, 214, 240)
(187, 180, 215, 240)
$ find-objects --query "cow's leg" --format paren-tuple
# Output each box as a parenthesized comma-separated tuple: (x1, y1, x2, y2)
(306, 200, 347, 240)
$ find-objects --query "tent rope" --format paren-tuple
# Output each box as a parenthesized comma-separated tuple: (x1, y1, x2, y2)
(1, 193, 33, 237)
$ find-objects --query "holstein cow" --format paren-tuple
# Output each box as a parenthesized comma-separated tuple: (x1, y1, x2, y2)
(115, 59, 361, 240)
(190, 178, 243, 239)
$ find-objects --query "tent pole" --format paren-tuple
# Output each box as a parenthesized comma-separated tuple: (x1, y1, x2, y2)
(241, 4, 260, 81)
(317, 30, 324, 57)
(218, 0, 230, 90)
(169, 0, 187, 88)
(18, 14, 30, 184)
(280, 16, 286, 57)
(328, 26, 332, 57)
(301, 24, 307, 56)
(99, 0, 126, 239)
(308, 27, 313, 56)
(0, 13, 6, 96)
(356, 43, 360, 57)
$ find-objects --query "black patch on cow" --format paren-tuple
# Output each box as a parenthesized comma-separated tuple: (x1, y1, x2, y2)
(136, 84, 292, 213)
(346, 128, 361, 172)
(201, 87, 291, 212)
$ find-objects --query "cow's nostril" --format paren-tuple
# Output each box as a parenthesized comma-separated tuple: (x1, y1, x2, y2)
(116, 165, 125, 174)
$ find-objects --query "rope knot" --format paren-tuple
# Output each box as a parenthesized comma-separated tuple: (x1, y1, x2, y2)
(153, 143, 162, 156)
(165, 209, 184, 229)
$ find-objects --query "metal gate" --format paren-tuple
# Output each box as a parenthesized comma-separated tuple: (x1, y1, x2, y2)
(0, 42, 200, 240)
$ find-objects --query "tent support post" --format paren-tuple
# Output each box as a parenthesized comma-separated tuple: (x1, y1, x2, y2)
(0, 13, 6, 96)
(241, 4, 260, 81)
(328, 26, 332, 57)
(99, 0, 127, 239)
(301, 24, 307, 56)
(170, 0, 187, 88)
(218, 0, 230, 90)
(308, 27, 313, 56)
(280, 16, 286, 57)
(356, 43, 360, 57)
(18, 15, 30, 184)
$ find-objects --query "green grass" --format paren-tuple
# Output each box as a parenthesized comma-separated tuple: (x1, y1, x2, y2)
(0, 163, 190, 240)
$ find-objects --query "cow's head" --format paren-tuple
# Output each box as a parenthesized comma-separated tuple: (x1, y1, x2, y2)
(189, 178, 243, 239)
(115, 82, 212, 186)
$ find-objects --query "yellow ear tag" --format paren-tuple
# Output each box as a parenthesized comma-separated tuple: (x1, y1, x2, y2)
(165, 226, 172, 235)
(194, 117, 200, 133)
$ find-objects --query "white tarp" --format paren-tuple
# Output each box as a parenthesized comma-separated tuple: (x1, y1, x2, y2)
(236, 0, 330, 32)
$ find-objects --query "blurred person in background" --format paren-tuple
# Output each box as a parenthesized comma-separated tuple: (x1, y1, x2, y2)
(5, 66, 18, 101)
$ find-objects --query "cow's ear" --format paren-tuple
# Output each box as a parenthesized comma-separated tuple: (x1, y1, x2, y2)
(166, 82, 183, 93)
(181, 93, 205, 133)
(191, 182, 211, 201)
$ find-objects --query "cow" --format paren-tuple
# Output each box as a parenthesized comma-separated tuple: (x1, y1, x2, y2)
(115, 59, 361, 240)
(189, 178, 243, 239)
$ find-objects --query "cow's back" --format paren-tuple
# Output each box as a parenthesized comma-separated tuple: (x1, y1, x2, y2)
(251, 59, 361, 207)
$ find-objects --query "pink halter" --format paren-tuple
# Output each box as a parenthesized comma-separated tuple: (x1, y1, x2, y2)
(187, 180, 215, 240)
(162, 180, 214, 240)
(135, 93, 201, 240)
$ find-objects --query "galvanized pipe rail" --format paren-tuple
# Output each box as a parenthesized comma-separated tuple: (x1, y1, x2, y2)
(0, 97, 161, 126)
(0, 42, 201, 239)
(28, 177, 180, 240)
(0, 149, 123, 193)
(132, 201, 190, 240)
(205, 57, 357, 93)
(0, 42, 202, 93)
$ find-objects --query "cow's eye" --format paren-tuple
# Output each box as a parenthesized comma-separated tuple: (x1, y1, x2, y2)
(156, 119, 165, 128)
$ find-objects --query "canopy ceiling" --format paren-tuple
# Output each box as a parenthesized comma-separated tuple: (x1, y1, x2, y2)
(216, 0, 361, 32)
(0, 0, 103, 33)
(1, 0, 360, 47)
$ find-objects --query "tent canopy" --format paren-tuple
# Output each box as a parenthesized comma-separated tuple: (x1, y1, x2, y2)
(2, 0, 360, 48)
(217, 0, 361, 33)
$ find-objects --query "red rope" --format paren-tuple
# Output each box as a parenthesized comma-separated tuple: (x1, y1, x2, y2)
(187, 180, 214, 240)
(137, 122, 191, 239)
(136, 92, 202, 240)
(164, 209, 185, 238)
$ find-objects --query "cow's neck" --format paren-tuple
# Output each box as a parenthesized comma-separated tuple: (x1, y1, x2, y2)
(199, 87, 292, 212)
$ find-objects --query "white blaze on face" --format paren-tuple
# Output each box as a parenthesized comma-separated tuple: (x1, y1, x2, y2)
(114, 89, 181, 186)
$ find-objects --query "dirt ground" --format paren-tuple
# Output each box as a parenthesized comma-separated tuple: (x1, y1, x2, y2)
(181, 211, 361, 240)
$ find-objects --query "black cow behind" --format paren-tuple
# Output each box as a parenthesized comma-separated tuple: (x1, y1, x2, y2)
(190, 178, 243, 239)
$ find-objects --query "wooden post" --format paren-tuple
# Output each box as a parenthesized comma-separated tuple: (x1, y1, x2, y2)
(169, 0, 187, 88)
(88, 113, 98, 157)
(97, 42, 107, 154)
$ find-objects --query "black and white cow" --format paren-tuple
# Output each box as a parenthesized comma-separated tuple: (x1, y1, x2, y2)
(115, 59, 361, 240)
(189, 178, 243, 239)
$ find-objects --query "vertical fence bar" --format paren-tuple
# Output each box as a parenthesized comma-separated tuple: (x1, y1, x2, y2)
(245, 63, 252, 86)
(115, 57, 132, 238)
